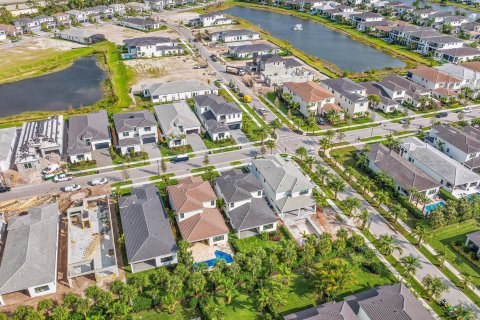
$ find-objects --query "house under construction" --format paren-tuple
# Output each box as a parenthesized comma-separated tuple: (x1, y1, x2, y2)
(66, 195, 118, 287)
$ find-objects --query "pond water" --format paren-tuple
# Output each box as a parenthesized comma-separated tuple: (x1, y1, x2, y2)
(222, 6, 406, 72)
(0, 56, 106, 117)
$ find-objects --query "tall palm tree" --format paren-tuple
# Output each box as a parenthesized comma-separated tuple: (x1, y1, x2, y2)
(422, 275, 448, 301)
(390, 204, 407, 224)
(318, 137, 332, 155)
(449, 305, 476, 320)
(356, 153, 369, 169)
(356, 209, 370, 230)
(327, 176, 345, 200)
(413, 222, 430, 246)
(265, 140, 276, 154)
(295, 146, 308, 161)
(331, 153, 344, 166)
(324, 129, 335, 142)
(400, 255, 422, 277)
(256, 127, 269, 145)
(376, 234, 403, 256)
(269, 119, 282, 136)
(315, 166, 330, 185)
(368, 94, 381, 110)
(344, 166, 355, 181)
(342, 197, 362, 216)
(375, 190, 389, 208)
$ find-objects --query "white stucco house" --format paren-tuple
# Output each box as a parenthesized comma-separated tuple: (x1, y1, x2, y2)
(140, 80, 218, 103)
(113, 110, 158, 155)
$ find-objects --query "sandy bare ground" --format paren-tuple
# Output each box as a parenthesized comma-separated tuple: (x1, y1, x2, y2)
(127, 55, 216, 86)
(155, 11, 199, 25)
(81, 23, 181, 45)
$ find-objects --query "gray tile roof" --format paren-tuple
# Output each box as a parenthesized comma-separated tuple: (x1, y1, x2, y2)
(119, 185, 177, 263)
(426, 35, 463, 44)
(400, 136, 480, 186)
(0, 203, 59, 295)
(143, 80, 217, 97)
(367, 143, 439, 192)
(437, 47, 480, 57)
(194, 94, 241, 115)
(285, 283, 435, 320)
(124, 36, 173, 47)
(67, 110, 110, 156)
(252, 154, 314, 194)
(117, 136, 140, 147)
(430, 125, 480, 154)
(228, 198, 277, 231)
(467, 230, 480, 247)
(154, 101, 201, 137)
(215, 172, 263, 203)
(320, 78, 368, 103)
(121, 17, 155, 26)
(360, 81, 399, 106)
(229, 43, 276, 54)
(113, 110, 157, 132)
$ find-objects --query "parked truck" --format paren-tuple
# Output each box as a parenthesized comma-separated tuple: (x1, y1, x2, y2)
(226, 65, 245, 76)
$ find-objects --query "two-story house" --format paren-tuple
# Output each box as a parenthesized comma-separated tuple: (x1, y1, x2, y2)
(67, 110, 111, 163)
(210, 29, 261, 43)
(380, 73, 431, 108)
(167, 177, 229, 246)
(52, 13, 71, 27)
(320, 77, 369, 116)
(427, 125, 480, 173)
(190, 13, 233, 27)
(119, 18, 160, 31)
(251, 154, 316, 219)
(14, 18, 40, 32)
(252, 54, 314, 86)
(124, 36, 183, 58)
(399, 136, 480, 198)
(113, 110, 158, 155)
(282, 81, 343, 117)
(33, 15, 56, 29)
(407, 66, 462, 91)
(194, 94, 243, 141)
(360, 81, 401, 113)
(66, 10, 88, 23)
(214, 169, 277, 238)
(109, 4, 126, 15)
(140, 80, 218, 103)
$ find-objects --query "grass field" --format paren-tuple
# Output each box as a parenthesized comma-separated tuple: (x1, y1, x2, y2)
(134, 303, 201, 319)
(428, 219, 480, 289)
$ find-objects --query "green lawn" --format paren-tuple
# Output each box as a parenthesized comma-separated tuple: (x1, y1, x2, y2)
(134, 303, 201, 320)
(203, 137, 237, 149)
(428, 219, 480, 289)
(376, 110, 407, 120)
(160, 144, 193, 156)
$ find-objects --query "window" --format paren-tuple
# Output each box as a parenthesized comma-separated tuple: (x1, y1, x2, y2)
(230, 203, 234, 208)
(428, 189, 436, 195)
(213, 235, 225, 242)
(160, 255, 174, 263)
(34, 285, 50, 293)
(144, 127, 151, 132)
(257, 191, 262, 196)
(179, 212, 184, 219)
(24, 163, 32, 169)
(263, 223, 274, 230)
(211, 200, 215, 206)
(299, 189, 309, 195)
(122, 132, 129, 137)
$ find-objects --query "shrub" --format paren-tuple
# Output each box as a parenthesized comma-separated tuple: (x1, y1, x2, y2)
(269, 230, 283, 241)
(259, 231, 269, 241)
(132, 296, 152, 312)
(451, 242, 480, 269)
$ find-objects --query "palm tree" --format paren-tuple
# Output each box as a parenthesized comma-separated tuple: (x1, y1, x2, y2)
(327, 176, 345, 200)
(315, 166, 330, 186)
(400, 255, 422, 276)
(336, 131, 346, 142)
(356, 153, 368, 169)
(413, 222, 430, 245)
(324, 129, 335, 142)
(318, 137, 332, 155)
(326, 111, 341, 125)
(377, 234, 403, 256)
(390, 204, 407, 224)
(375, 190, 389, 208)
(269, 119, 282, 137)
(422, 275, 449, 300)
(256, 127, 269, 145)
(304, 156, 315, 171)
(344, 166, 355, 181)
(460, 274, 472, 289)
(331, 153, 344, 166)
(220, 278, 238, 304)
(356, 209, 370, 230)
(368, 94, 381, 110)
(449, 305, 476, 320)
(436, 249, 446, 268)
(295, 146, 308, 161)
(265, 139, 276, 154)
(342, 197, 362, 216)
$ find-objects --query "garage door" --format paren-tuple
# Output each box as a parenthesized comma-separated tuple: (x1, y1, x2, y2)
(228, 123, 241, 130)
(186, 128, 199, 134)
(142, 137, 157, 144)
(94, 142, 110, 149)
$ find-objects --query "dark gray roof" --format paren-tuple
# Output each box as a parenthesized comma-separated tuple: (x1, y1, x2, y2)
(211, 29, 259, 38)
(117, 136, 141, 147)
(205, 119, 229, 134)
(467, 231, 480, 247)
(320, 78, 368, 103)
(285, 283, 435, 320)
(431, 125, 480, 154)
(426, 35, 463, 44)
(194, 94, 241, 115)
(367, 143, 439, 192)
(437, 47, 480, 57)
(119, 185, 177, 263)
(229, 43, 276, 54)
(0, 203, 59, 295)
(143, 80, 216, 96)
(381, 73, 430, 96)
(121, 17, 155, 26)
(215, 172, 263, 203)
(113, 110, 157, 132)
(124, 36, 173, 47)
(360, 81, 398, 106)
(228, 198, 277, 231)
(67, 110, 110, 156)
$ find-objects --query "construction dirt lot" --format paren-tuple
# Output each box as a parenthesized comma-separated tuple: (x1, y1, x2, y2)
(0, 186, 126, 313)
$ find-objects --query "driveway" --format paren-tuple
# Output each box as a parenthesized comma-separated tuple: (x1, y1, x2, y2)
(92, 149, 113, 168)
(231, 129, 249, 144)
(189, 134, 208, 152)
(142, 143, 161, 159)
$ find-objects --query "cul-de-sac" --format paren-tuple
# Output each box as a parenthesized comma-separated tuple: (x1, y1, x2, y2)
(0, 0, 480, 318)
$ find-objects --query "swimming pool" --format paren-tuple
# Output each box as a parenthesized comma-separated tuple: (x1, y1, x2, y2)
(425, 201, 446, 213)
(195, 250, 233, 268)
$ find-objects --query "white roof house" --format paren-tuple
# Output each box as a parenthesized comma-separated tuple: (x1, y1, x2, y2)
(399, 136, 480, 198)
(0, 127, 17, 171)
(0, 203, 59, 305)
(140, 80, 218, 103)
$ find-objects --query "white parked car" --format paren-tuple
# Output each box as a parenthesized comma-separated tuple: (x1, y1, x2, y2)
(53, 173, 73, 183)
(90, 178, 108, 186)
(63, 184, 81, 192)
(463, 107, 472, 113)
(42, 163, 60, 175)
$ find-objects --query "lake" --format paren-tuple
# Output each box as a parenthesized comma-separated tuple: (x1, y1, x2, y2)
(0, 56, 106, 117)
(222, 6, 406, 72)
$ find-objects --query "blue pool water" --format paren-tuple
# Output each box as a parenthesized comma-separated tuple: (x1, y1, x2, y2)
(195, 250, 233, 268)
(425, 202, 446, 213)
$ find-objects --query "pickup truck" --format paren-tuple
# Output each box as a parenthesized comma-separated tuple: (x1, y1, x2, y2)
(53, 173, 73, 183)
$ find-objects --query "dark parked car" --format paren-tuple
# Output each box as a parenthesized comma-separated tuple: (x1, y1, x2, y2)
(317, 118, 326, 125)
(172, 154, 189, 163)
(436, 112, 448, 118)
(0, 186, 11, 193)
